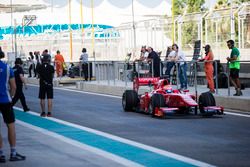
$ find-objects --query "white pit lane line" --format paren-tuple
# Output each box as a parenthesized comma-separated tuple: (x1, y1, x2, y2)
(14, 105, 214, 167)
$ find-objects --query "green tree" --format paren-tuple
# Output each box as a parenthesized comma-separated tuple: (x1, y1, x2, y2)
(182, 0, 205, 48)
(168, 0, 205, 46)
(186, 0, 205, 13)
(173, 0, 187, 15)
(214, 0, 248, 9)
(213, 0, 249, 47)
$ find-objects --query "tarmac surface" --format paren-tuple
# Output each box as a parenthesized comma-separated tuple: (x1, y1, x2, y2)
(0, 77, 250, 167)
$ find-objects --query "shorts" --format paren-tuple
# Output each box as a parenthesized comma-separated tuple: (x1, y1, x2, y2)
(39, 84, 53, 99)
(230, 68, 239, 79)
(0, 103, 15, 124)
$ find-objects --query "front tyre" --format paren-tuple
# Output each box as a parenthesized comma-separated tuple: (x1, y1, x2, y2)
(198, 91, 216, 116)
(122, 90, 138, 111)
(148, 94, 165, 116)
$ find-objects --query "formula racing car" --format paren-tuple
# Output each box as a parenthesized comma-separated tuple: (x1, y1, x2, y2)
(122, 77, 224, 118)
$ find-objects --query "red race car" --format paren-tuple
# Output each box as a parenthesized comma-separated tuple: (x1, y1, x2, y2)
(122, 77, 224, 117)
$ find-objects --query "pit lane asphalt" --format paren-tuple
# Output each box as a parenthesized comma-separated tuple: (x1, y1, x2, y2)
(3, 85, 250, 167)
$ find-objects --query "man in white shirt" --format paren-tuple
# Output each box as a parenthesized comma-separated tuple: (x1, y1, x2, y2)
(140, 46, 149, 61)
(172, 44, 187, 90)
(80, 48, 89, 81)
(165, 47, 176, 79)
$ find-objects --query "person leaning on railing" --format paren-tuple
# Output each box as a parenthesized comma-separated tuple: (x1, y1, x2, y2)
(164, 46, 176, 79)
(172, 44, 188, 90)
(226, 40, 242, 96)
(147, 46, 161, 77)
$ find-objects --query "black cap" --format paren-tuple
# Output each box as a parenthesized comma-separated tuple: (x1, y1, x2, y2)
(15, 58, 23, 65)
(42, 54, 51, 63)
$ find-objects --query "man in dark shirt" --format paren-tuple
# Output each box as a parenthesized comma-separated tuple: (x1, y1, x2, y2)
(37, 52, 55, 117)
(12, 58, 29, 112)
(147, 47, 161, 77)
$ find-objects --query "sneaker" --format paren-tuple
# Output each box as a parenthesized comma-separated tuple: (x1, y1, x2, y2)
(233, 93, 240, 96)
(40, 112, 46, 117)
(0, 155, 6, 163)
(47, 112, 52, 117)
(9, 153, 26, 161)
(23, 108, 30, 112)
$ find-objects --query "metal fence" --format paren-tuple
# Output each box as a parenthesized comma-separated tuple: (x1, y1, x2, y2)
(77, 60, 249, 96)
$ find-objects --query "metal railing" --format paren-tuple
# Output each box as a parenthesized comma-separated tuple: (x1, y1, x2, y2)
(10, 58, 250, 96)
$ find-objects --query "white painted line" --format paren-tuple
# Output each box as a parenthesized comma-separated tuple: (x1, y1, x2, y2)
(16, 119, 143, 167)
(224, 112, 250, 118)
(15, 107, 215, 167)
(28, 84, 121, 99)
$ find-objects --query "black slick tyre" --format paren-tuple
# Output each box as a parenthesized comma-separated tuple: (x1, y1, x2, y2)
(148, 94, 165, 117)
(198, 91, 216, 115)
(122, 90, 138, 111)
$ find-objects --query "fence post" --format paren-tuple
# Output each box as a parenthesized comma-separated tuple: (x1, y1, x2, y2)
(97, 62, 100, 84)
(124, 62, 128, 87)
(194, 61, 198, 102)
(151, 59, 154, 77)
(176, 62, 179, 90)
(227, 61, 230, 96)
(214, 60, 218, 94)
(107, 62, 110, 85)
(113, 61, 116, 85)
(88, 61, 90, 81)
(79, 62, 82, 78)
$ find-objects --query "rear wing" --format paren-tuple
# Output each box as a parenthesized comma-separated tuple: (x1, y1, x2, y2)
(133, 77, 160, 92)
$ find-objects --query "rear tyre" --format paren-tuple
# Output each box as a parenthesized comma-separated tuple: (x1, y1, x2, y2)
(122, 90, 138, 111)
(198, 91, 216, 115)
(148, 94, 165, 117)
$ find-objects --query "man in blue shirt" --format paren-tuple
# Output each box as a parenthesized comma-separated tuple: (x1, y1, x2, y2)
(0, 48, 25, 163)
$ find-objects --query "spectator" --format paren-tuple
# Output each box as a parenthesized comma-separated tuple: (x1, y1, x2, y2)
(34, 51, 41, 77)
(28, 52, 35, 77)
(54, 50, 65, 77)
(172, 44, 187, 90)
(37, 50, 55, 117)
(80, 48, 89, 81)
(41, 49, 51, 63)
(199, 45, 215, 93)
(0, 48, 26, 163)
(140, 45, 149, 61)
(226, 40, 242, 96)
(165, 46, 176, 78)
(147, 47, 161, 77)
(12, 58, 30, 112)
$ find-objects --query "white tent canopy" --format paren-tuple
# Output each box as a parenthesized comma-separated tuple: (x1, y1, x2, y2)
(0, 0, 171, 27)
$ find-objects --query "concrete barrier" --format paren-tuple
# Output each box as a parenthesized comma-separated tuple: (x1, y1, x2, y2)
(26, 77, 250, 112)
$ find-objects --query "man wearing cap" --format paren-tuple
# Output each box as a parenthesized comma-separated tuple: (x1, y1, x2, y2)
(12, 58, 30, 112)
(37, 50, 55, 117)
(199, 45, 215, 93)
